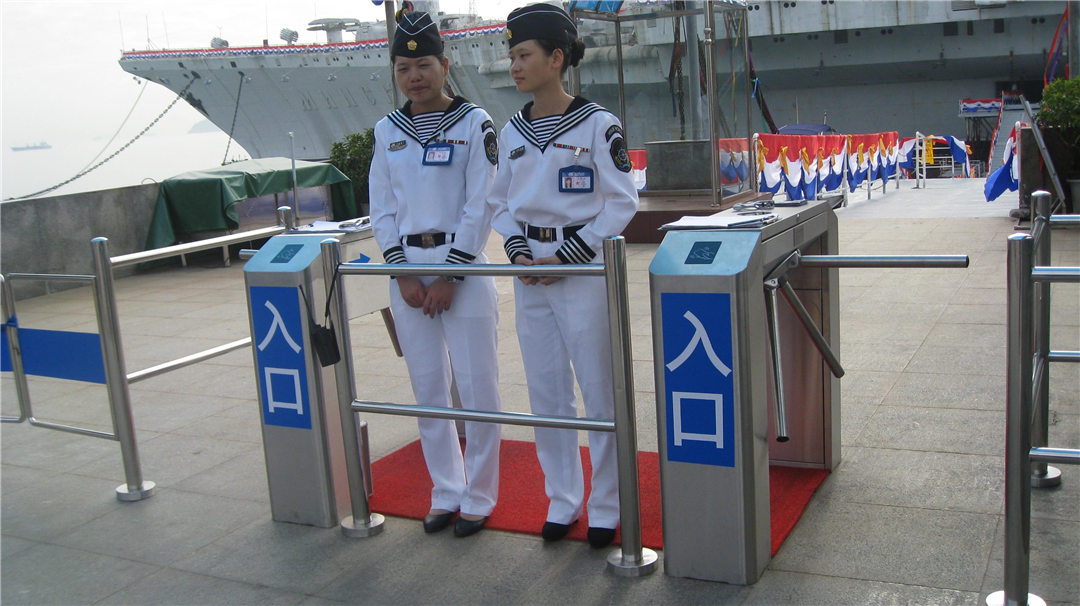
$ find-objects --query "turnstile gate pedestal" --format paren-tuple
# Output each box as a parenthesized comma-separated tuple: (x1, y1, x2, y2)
(648, 200, 841, 584)
(244, 228, 387, 527)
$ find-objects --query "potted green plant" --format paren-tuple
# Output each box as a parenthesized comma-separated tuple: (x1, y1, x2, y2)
(329, 129, 376, 217)
(1036, 76, 1080, 212)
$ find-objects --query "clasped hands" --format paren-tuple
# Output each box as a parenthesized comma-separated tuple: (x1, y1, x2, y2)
(513, 255, 563, 286)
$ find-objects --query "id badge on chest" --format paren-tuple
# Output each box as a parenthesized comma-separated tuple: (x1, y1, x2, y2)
(558, 165, 594, 193)
(423, 142, 454, 166)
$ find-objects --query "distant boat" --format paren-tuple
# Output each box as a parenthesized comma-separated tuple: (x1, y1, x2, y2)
(11, 142, 51, 152)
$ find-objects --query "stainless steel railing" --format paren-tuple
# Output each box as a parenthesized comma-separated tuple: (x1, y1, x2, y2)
(321, 236, 659, 577)
(988, 191, 1080, 606)
(1, 207, 294, 502)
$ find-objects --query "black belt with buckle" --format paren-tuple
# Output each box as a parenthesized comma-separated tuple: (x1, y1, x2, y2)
(403, 232, 454, 248)
(523, 224, 583, 243)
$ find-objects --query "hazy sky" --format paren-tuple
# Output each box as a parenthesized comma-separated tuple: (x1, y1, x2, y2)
(0, 0, 506, 145)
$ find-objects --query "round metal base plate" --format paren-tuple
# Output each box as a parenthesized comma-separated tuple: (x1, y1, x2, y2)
(115, 480, 155, 502)
(340, 513, 385, 538)
(985, 590, 1046, 606)
(606, 547, 659, 577)
(1031, 465, 1062, 489)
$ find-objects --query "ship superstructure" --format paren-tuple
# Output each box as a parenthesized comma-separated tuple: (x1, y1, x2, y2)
(118, 1, 1066, 160)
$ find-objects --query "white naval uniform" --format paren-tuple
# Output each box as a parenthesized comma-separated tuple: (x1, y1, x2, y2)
(369, 96, 502, 516)
(489, 97, 639, 529)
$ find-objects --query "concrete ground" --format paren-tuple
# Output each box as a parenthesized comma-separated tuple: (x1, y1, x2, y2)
(2, 178, 1078, 605)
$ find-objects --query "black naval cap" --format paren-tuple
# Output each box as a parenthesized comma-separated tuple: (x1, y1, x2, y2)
(391, 11, 444, 58)
(505, 3, 577, 50)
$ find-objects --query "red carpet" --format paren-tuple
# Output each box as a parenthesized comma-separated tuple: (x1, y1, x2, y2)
(369, 439, 828, 556)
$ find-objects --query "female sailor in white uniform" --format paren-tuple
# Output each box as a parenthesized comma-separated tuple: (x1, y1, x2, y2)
(369, 10, 502, 538)
(489, 3, 639, 548)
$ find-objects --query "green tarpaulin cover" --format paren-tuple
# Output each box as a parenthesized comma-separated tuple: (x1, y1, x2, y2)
(146, 158, 357, 250)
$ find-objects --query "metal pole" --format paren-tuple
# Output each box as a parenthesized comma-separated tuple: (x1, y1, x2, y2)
(777, 277, 844, 378)
(0, 275, 32, 423)
(614, 18, 628, 144)
(799, 254, 969, 269)
(90, 238, 155, 502)
(703, 1, 722, 208)
(321, 238, 384, 538)
(276, 206, 295, 230)
(986, 234, 1044, 606)
(385, 1, 400, 108)
(1029, 191, 1061, 488)
(763, 280, 789, 442)
(603, 237, 658, 576)
(289, 132, 300, 214)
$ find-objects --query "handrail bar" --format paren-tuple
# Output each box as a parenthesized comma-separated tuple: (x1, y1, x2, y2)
(27, 418, 116, 440)
(1029, 447, 1080, 466)
(110, 225, 285, 268)
(798, 254, 969, 268)
(337, 262, 604, 278)
(352, 400, 614, 432)
(1049, 215, 1080, 227)
(127, 337, 252, 384)
(323, 236, 658, 577)
(5, 273, 95, 283)
(1031, 267, 1080, 283)
(1048, 351, 1080, 363)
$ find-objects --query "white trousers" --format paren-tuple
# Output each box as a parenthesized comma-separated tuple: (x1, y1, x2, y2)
(513, 240, 620, 529)
(390, 246, 501, 516)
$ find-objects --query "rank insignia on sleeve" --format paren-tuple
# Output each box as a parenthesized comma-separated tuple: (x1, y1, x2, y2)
(389, 140, 407, 152)
(485, 131, 499, 165)
(610, 137, 632, 172)
(509, 145, 525, 160)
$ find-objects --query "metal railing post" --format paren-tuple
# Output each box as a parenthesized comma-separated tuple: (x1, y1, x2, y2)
(603, 237, 659, 576)
(277, 205, 295, 230)
(986, 234, 1044, 606)
(1029, 191, 1061, 488)
(90, 238, 155, 502)
(321, 238, 384, 537)
(0, 275, 32, 423)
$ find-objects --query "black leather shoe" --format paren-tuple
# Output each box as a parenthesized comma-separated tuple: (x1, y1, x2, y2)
(541, 521, 573, 542)
(587, 526, 616, 548)
(453, 516, 487, 537)
(423, 511, 456, 533)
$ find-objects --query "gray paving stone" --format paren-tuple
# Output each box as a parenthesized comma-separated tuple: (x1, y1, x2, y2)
(882, 371, 1005, 411)
(815, 446, 1003, 514)
(980, 517, 1080, 606)
(770, 500, 998, 592)
(171, 517, 382, 596)
(0, 543, 158, 605)
(855, 405, 1005, 456)
(97, 566, 308, 605)
(53, 487, 267, 566)
(743, 570, 981, 605)
(73, 431, 259, 488)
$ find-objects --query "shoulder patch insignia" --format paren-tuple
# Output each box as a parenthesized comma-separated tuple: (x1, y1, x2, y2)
(509, 145, 525, 160)
(610, 137, 632, 173)
(481, 119, 494, 133)
(605, 124, 624, 141)
(389, 140, 407, 152)
(484, 131, 499, 165)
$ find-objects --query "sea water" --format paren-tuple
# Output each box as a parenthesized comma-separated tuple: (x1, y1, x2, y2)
(1, 130, 251, 201)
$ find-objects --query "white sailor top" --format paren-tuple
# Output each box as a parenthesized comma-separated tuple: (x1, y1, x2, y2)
(369, 96, 499, 269)
(489, 96, 638, 264)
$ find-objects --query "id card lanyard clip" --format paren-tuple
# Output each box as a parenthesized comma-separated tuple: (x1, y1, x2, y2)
(558, 146, 594, 193)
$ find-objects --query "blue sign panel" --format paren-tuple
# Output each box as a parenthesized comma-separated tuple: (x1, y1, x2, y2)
(661, 292, 735, 467)
(1, 326, 106, 384)
(250, 286, 311, 429)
